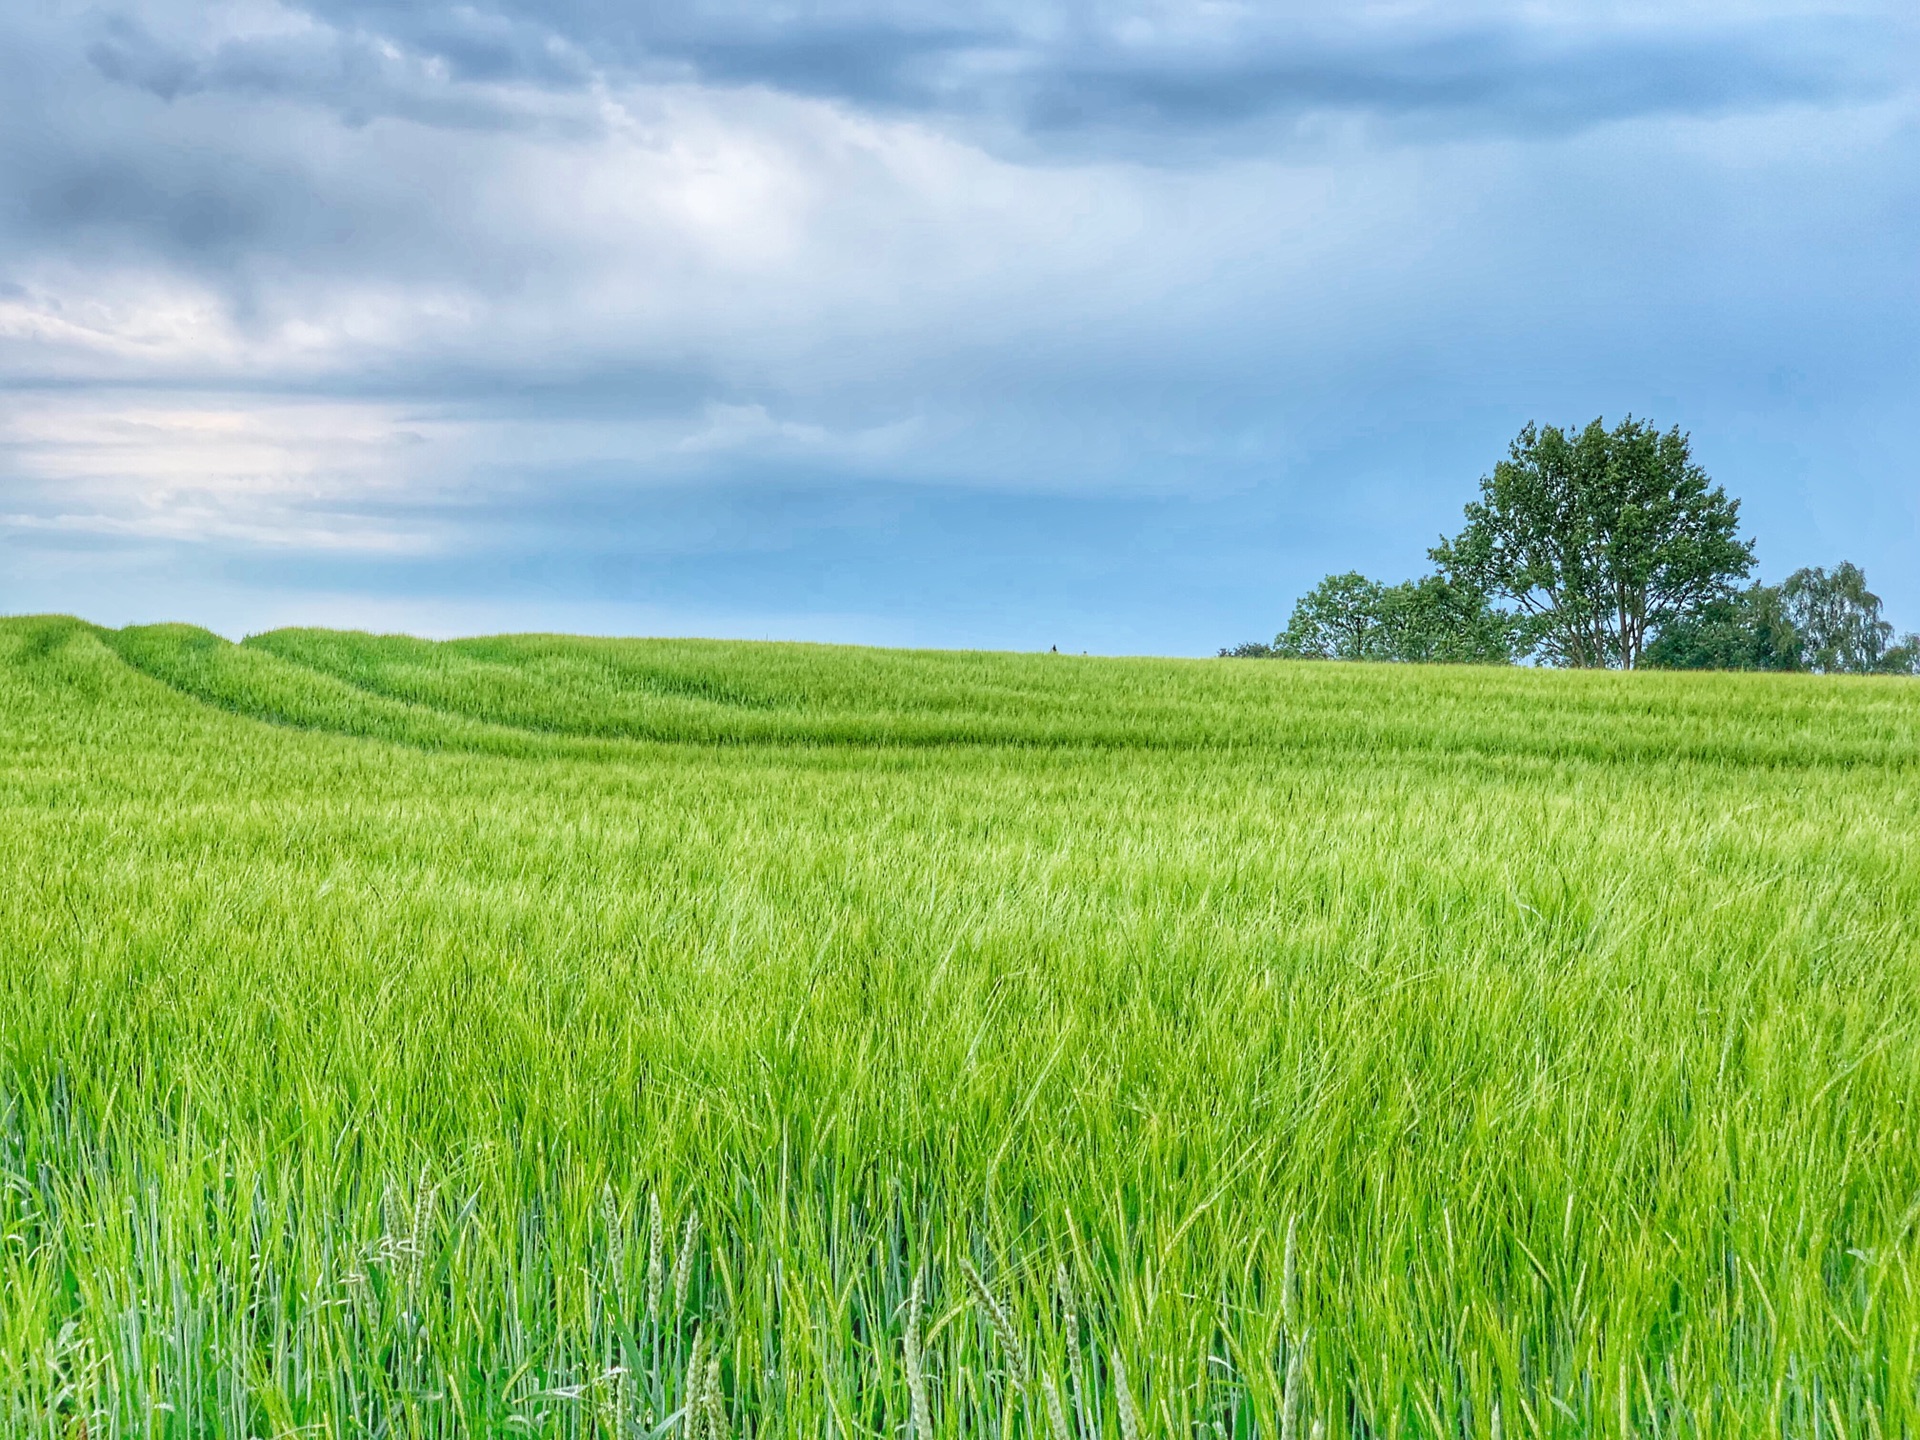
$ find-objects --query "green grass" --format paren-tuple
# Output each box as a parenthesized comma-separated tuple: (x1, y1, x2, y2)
(3, 614, 1919, 1438)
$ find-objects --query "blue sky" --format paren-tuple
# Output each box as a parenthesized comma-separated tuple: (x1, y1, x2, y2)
(1, 0, 1915, 654)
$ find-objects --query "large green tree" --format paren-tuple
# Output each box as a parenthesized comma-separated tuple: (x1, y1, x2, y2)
(1431, 418, 1755, 668)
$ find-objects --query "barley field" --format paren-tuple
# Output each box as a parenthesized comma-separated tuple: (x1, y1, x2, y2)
(3, 614, 1919, 1438)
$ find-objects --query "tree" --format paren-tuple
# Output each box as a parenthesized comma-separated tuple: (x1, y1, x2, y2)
(1431, 417, 1755, 668)
(1643, 582, 1800, 671)
(1273, 571, 1389, 659)
(1782, 563, 1919, 674)
(1264, 571, 1523, 663)
(1374, 574, 1528, 664)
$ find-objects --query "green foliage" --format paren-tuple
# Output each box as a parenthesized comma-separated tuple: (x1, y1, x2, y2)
(1886, 634, 1920, 675)
(1783, 562, 1920, 675)
(1644, 582, 1801, 671)
(6, 616, 1920, 1435)
(1432, 417, 1755, 668)
(1376, 573, 1529, 663)
(1646, 564, 1920, 676)
(1271, 571, 1523, 663)
(1273, 570, 1391, 659)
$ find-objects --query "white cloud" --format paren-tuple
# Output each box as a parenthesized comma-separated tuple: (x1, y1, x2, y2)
(0, 392, 455, 552)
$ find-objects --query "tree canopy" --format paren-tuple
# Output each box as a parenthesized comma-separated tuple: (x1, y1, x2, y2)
(1265, 572, 1522, 664)
(1641, 582, 1799, 672)
(1641, 565, 1919, 675)
(1782, 563, 1920, 675)
(1430, 418, 1754, 668)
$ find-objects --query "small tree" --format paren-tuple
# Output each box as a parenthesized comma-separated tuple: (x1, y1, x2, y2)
(1273, 572, 1389, 659)
(1266, 571, 1522, 663)
(1374, 575, 1528, 664)
(1782, 563, 1918, 674)
(1431, 417, 1755, 668)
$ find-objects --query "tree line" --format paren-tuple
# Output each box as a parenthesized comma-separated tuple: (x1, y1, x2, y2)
(1225, 417, 1919, 674)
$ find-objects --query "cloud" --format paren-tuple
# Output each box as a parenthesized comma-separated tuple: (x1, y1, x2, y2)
(2, 0, 1918, 646)
(215, 0, 1919, 148)
(82, 6, 594, 128)
(0, 390, 457, 553)
(60, 0, 1916, 155)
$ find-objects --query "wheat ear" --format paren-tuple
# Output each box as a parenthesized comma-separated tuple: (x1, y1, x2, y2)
(683, 1326, 707, 1438)
(904, 1267, 933, 1440)
(1112, 1348, 1141, 1440)
(962, 1257, 1027, 1390)
(673, 1206, 699, 1315)
(1044, 1375, 1074, 1440)
(646, 1191, 664, 1321)
(1280, 1333, 1308, 1440)
(704, 1351, 726, 1440)
(1059, 1266, 1088, 1440)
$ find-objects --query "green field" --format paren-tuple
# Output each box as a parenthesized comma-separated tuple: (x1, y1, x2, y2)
(4, 614, 1919, 1438)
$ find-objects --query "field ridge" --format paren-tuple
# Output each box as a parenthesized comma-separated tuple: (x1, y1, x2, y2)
(74, 614, 1920, 769)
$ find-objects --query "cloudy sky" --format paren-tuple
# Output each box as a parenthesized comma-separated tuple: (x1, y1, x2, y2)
(2, 0, 1915, 652)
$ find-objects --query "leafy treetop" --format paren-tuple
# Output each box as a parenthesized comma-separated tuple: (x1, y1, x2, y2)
(1430, 417, 1754, 669)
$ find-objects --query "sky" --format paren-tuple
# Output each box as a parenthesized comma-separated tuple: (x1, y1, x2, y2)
(1, 0, 1916, 654)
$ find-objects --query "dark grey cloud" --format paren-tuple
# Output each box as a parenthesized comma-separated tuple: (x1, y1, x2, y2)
(0, 9, 579, 304)
(741, 15, 1895, 147)
(86, 16, 200, 100)
(82, 9, 589, 128)
(1013, 25, 1887, 139)
(68, 1, 1918, 150)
